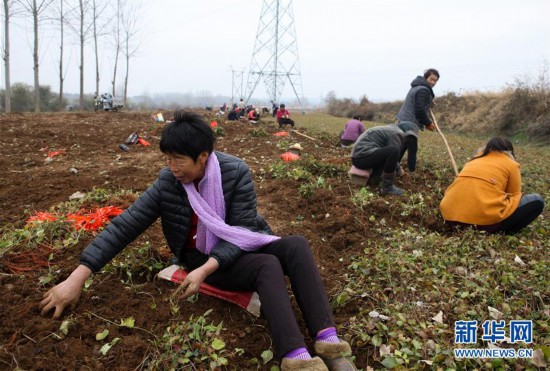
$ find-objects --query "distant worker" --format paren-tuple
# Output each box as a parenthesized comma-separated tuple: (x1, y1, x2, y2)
(339, 115, 366, 147)
(276, 104, 295, 129)
(227, 108, 238, 121)
(272, 101, 279, 117)
(351, 122, 418, 195)
(248, 108, 260, 124)
(238, 98, 246, 110)
(396, 68, 440, 132)
(440, 137, 544, 234)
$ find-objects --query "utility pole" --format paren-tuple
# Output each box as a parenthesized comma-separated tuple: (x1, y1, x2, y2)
(245, 0, 304, 111)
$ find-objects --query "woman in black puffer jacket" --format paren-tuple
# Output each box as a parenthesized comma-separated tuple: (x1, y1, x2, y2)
(39, 110, 356, 371)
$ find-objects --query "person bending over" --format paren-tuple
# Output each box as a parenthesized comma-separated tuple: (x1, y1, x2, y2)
(351, 122, 418, 195)
(340, 115, 366, 147)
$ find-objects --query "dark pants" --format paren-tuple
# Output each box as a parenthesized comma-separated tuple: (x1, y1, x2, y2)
(278, 118, 295, 128)
(447, 194, 545, 235)
(340, 139, 355, 146)
(352, 146, 400, 174)
(187, 235, 335, 359)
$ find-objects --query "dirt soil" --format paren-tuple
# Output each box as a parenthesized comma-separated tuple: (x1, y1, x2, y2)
(0, 111, 443, 370)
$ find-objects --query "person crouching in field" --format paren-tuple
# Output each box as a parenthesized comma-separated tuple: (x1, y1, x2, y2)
(339, 115, 366, 147)
(439, 137, 544, 234)
(276, 104, 295, 129)
(38, 110, 357, 371)
(351, 122, 419, 195)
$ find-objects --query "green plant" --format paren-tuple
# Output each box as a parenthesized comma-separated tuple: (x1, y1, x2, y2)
(149, 309, 230, 369)
(398, 192, 427, 217)
(267, 163, 312, 181)
(249, 127, 268, 137)
(298, 176, 327, 199)
(350, 187, 376, 210)
(102, 241, 165, 284)
(213, 126, 225, 137)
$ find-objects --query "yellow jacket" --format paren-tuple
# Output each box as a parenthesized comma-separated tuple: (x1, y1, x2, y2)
(440, 151, 522, 225)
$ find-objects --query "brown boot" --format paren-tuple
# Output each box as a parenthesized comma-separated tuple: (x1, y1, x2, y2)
(314, 340, 357, 371)
(281, 356, 328, 370)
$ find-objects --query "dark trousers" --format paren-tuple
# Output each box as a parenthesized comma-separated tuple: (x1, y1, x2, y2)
(352, 146, 400, 174)
(200, 235, 334, 359)
(447, 193, 544, 235)
(278, 118, 295, 128)
(500, 193, 544, 234)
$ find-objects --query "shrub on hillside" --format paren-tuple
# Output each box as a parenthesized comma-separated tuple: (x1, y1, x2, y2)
(325, 77, 550, 143)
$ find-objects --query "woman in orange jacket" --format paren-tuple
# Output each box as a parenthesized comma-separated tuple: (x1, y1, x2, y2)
(440, 137, 544, 234)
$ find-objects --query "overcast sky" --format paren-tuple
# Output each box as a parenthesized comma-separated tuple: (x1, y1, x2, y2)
(4, 0, 550, 104)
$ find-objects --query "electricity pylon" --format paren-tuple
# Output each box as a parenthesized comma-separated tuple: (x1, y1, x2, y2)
(244, 0, 304, 110)
(229, 66, 244, 106)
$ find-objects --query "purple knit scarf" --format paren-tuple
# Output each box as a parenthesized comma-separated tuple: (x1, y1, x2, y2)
(182, 153, 280, 254)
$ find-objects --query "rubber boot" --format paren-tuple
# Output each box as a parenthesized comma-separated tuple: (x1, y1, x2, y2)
(380, 172, 405, 195)
(367, 168, 383, 186)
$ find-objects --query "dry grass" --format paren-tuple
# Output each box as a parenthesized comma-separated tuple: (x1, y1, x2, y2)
(324, 78, 550, 144)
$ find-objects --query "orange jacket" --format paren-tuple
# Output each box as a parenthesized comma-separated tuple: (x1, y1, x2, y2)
(439, 151, 522, 225)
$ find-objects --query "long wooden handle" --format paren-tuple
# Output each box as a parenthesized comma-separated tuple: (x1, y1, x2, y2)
(429, 110, 459, 176)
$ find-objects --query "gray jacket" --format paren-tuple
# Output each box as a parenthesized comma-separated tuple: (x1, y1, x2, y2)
(396, 76, 435, 129)
(351, 124, 406, 159)
(80, 151, 272, 273)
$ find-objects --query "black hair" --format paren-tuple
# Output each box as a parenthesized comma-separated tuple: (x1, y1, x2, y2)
(423, 68, 440, 80)
(159, 110, 215, 161)
(353, 115, 363, 121)
(473, 136, 515, 160)
(280, 103, 285, 108)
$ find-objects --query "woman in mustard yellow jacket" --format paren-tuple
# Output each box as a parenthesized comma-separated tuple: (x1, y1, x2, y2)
(440, 137, 544, 234)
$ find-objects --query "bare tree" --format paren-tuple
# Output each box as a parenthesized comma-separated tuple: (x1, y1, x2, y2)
(17, 0, 54, 112)
(110, 0, 122, 97)
(120, 0, 143, 106)
(90, 0, 109, 99)
(64, 0, 93, 109)
(64, 0, 111, 109)
(1, 0, 20, 113)
(76, 0, 88, 108)
(54, 0, 69, 110)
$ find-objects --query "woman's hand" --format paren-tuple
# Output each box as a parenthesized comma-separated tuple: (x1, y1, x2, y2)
(178, 257, 220, 300)
(39, 265, 92, 319)
(179, 267, 208, 299)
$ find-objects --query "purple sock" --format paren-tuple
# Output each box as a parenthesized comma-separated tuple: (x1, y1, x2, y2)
(284, 347, 312, 360)
(316, 327, 340, 343)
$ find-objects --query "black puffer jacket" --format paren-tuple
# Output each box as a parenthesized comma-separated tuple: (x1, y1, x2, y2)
(80, 151, 272, 273)
(396, 76, 435, 129)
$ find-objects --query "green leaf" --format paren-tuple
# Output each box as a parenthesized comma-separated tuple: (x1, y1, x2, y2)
(96, 329, 109, 341)
(211, 338, 225, 350)
(381, 356, 398, 369)
(120, 317, 135, 328)
(100, 337, 121, 354)
(371, 334, 382, 347)
(261, 350, 274, 364)
(84, 277, 93, 290)
(538, 345, 550, 361)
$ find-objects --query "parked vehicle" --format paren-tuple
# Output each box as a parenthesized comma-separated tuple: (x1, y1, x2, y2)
(95, 93, 124, 111)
